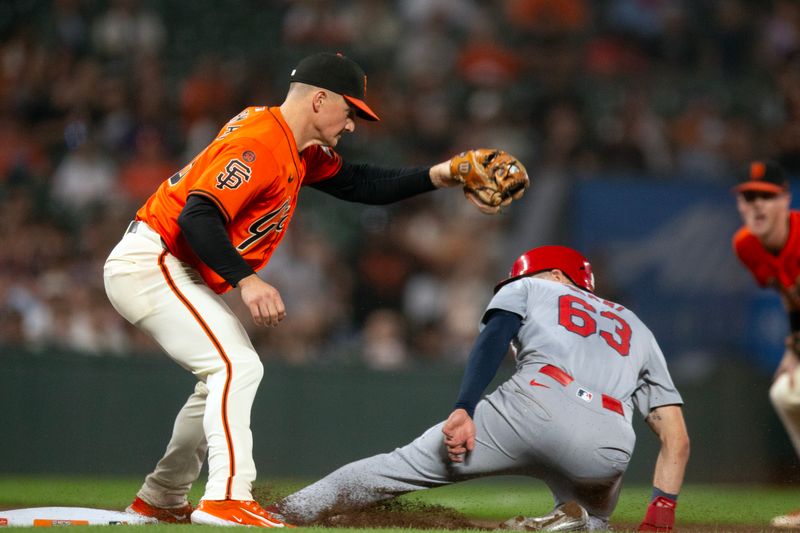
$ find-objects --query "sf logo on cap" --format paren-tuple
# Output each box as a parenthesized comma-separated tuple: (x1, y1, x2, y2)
(750, 161, 766, 180)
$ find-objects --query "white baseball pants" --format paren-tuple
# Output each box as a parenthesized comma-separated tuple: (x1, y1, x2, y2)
(770, 362, 800, 458)
(104, 221, 262, 504)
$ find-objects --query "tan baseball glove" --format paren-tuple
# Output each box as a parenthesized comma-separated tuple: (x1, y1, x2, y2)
(449, 149, 530, 214)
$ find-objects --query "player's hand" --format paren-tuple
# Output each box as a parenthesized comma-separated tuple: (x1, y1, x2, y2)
(429, 161, 462, 188)
(775, 347, 800, 388)
(442, 408, 476, 463)
(238, 274, 286, 327)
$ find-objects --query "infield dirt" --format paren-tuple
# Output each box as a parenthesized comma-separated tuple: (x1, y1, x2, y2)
(253, 484, 788, 532)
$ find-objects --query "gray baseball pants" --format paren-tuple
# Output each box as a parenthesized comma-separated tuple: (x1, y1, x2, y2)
(278, 372, 636, 526)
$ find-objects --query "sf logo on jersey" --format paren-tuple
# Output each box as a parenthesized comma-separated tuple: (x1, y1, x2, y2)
(216, 159, 252, 190)
(237, 199, 291, 252)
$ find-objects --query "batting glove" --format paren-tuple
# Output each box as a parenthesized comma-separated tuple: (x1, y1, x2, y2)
(638, 495, 676, 532)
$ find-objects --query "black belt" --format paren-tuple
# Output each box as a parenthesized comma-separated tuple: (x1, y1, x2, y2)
(125, 220, 166, 249)
(125, 220, 142, 234)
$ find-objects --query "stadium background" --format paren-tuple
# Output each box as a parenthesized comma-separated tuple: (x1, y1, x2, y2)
(0, 0, 799, 487)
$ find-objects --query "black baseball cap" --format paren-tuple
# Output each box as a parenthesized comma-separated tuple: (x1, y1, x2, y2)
(289, 52, 380, 122)
(733, 160, 789, 194)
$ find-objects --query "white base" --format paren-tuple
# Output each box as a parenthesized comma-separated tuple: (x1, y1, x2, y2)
(0, 507, 156, 527)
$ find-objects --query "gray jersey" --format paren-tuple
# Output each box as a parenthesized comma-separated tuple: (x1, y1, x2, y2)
(490, 277, 682, 420)
(277, 278, 683, 527)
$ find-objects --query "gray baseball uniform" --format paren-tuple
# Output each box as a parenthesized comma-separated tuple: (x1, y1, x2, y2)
(277, 277, 683, 526)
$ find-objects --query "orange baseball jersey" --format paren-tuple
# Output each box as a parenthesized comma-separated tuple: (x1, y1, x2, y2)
(137, 106, 342, 294)
(733, 211, 800, 294)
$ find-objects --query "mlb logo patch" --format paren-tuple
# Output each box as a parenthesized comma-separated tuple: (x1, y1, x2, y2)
(576, 388, 593, 402)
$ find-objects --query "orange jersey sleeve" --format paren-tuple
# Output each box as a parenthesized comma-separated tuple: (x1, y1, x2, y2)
(301, 145, 343, 185)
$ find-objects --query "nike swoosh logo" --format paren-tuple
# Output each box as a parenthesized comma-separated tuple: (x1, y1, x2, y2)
(241, 508, 284, 528)
(529, 379, 550, 388)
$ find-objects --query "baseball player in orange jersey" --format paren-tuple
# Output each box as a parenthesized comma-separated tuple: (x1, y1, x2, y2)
(733, 160, 800, 529)
(103, 52, 524, 528)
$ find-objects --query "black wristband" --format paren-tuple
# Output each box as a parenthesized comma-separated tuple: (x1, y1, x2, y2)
(790, 310, 800, 333)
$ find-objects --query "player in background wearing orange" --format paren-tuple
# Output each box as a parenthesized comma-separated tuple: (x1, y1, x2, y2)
(733, 160, 800, 529)
(104, 52, 522, 528)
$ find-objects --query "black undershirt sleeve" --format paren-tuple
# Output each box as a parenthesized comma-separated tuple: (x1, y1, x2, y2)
(309, 161, 435, 204)
(453, 309, 523, 418)
(177, 194, 256, 287)
(178, 162, 434, 285)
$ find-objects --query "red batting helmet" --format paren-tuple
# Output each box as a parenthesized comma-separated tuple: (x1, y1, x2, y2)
(494, 245, 595, 293)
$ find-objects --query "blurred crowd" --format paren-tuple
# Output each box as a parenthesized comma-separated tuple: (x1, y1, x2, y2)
(1, 0, 799, 367)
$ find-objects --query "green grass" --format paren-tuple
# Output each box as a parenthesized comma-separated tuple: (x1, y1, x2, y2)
(405, 479, 800, 525)
(0, 476, 798, 530)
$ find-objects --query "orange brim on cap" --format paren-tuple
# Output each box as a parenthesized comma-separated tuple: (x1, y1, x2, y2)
(732, 181, 787, 194)
(343, 95, 380, 122)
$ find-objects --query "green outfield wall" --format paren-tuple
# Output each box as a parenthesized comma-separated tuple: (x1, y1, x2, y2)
(0, 350, 794, 484)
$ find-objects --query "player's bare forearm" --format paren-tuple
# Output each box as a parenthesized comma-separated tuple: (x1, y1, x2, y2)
(238, 274, 286, 327)
(645, 405, 690, 494)
(442, 408, 476, 463)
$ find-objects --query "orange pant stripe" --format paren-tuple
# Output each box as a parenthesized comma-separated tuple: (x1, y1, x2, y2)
(158, 250, 236, 499)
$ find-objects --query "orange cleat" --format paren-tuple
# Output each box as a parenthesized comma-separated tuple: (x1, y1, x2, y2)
(125, 496, 193, 524)
(191, 499, 294, 528)
(773, 509, 800, 529)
